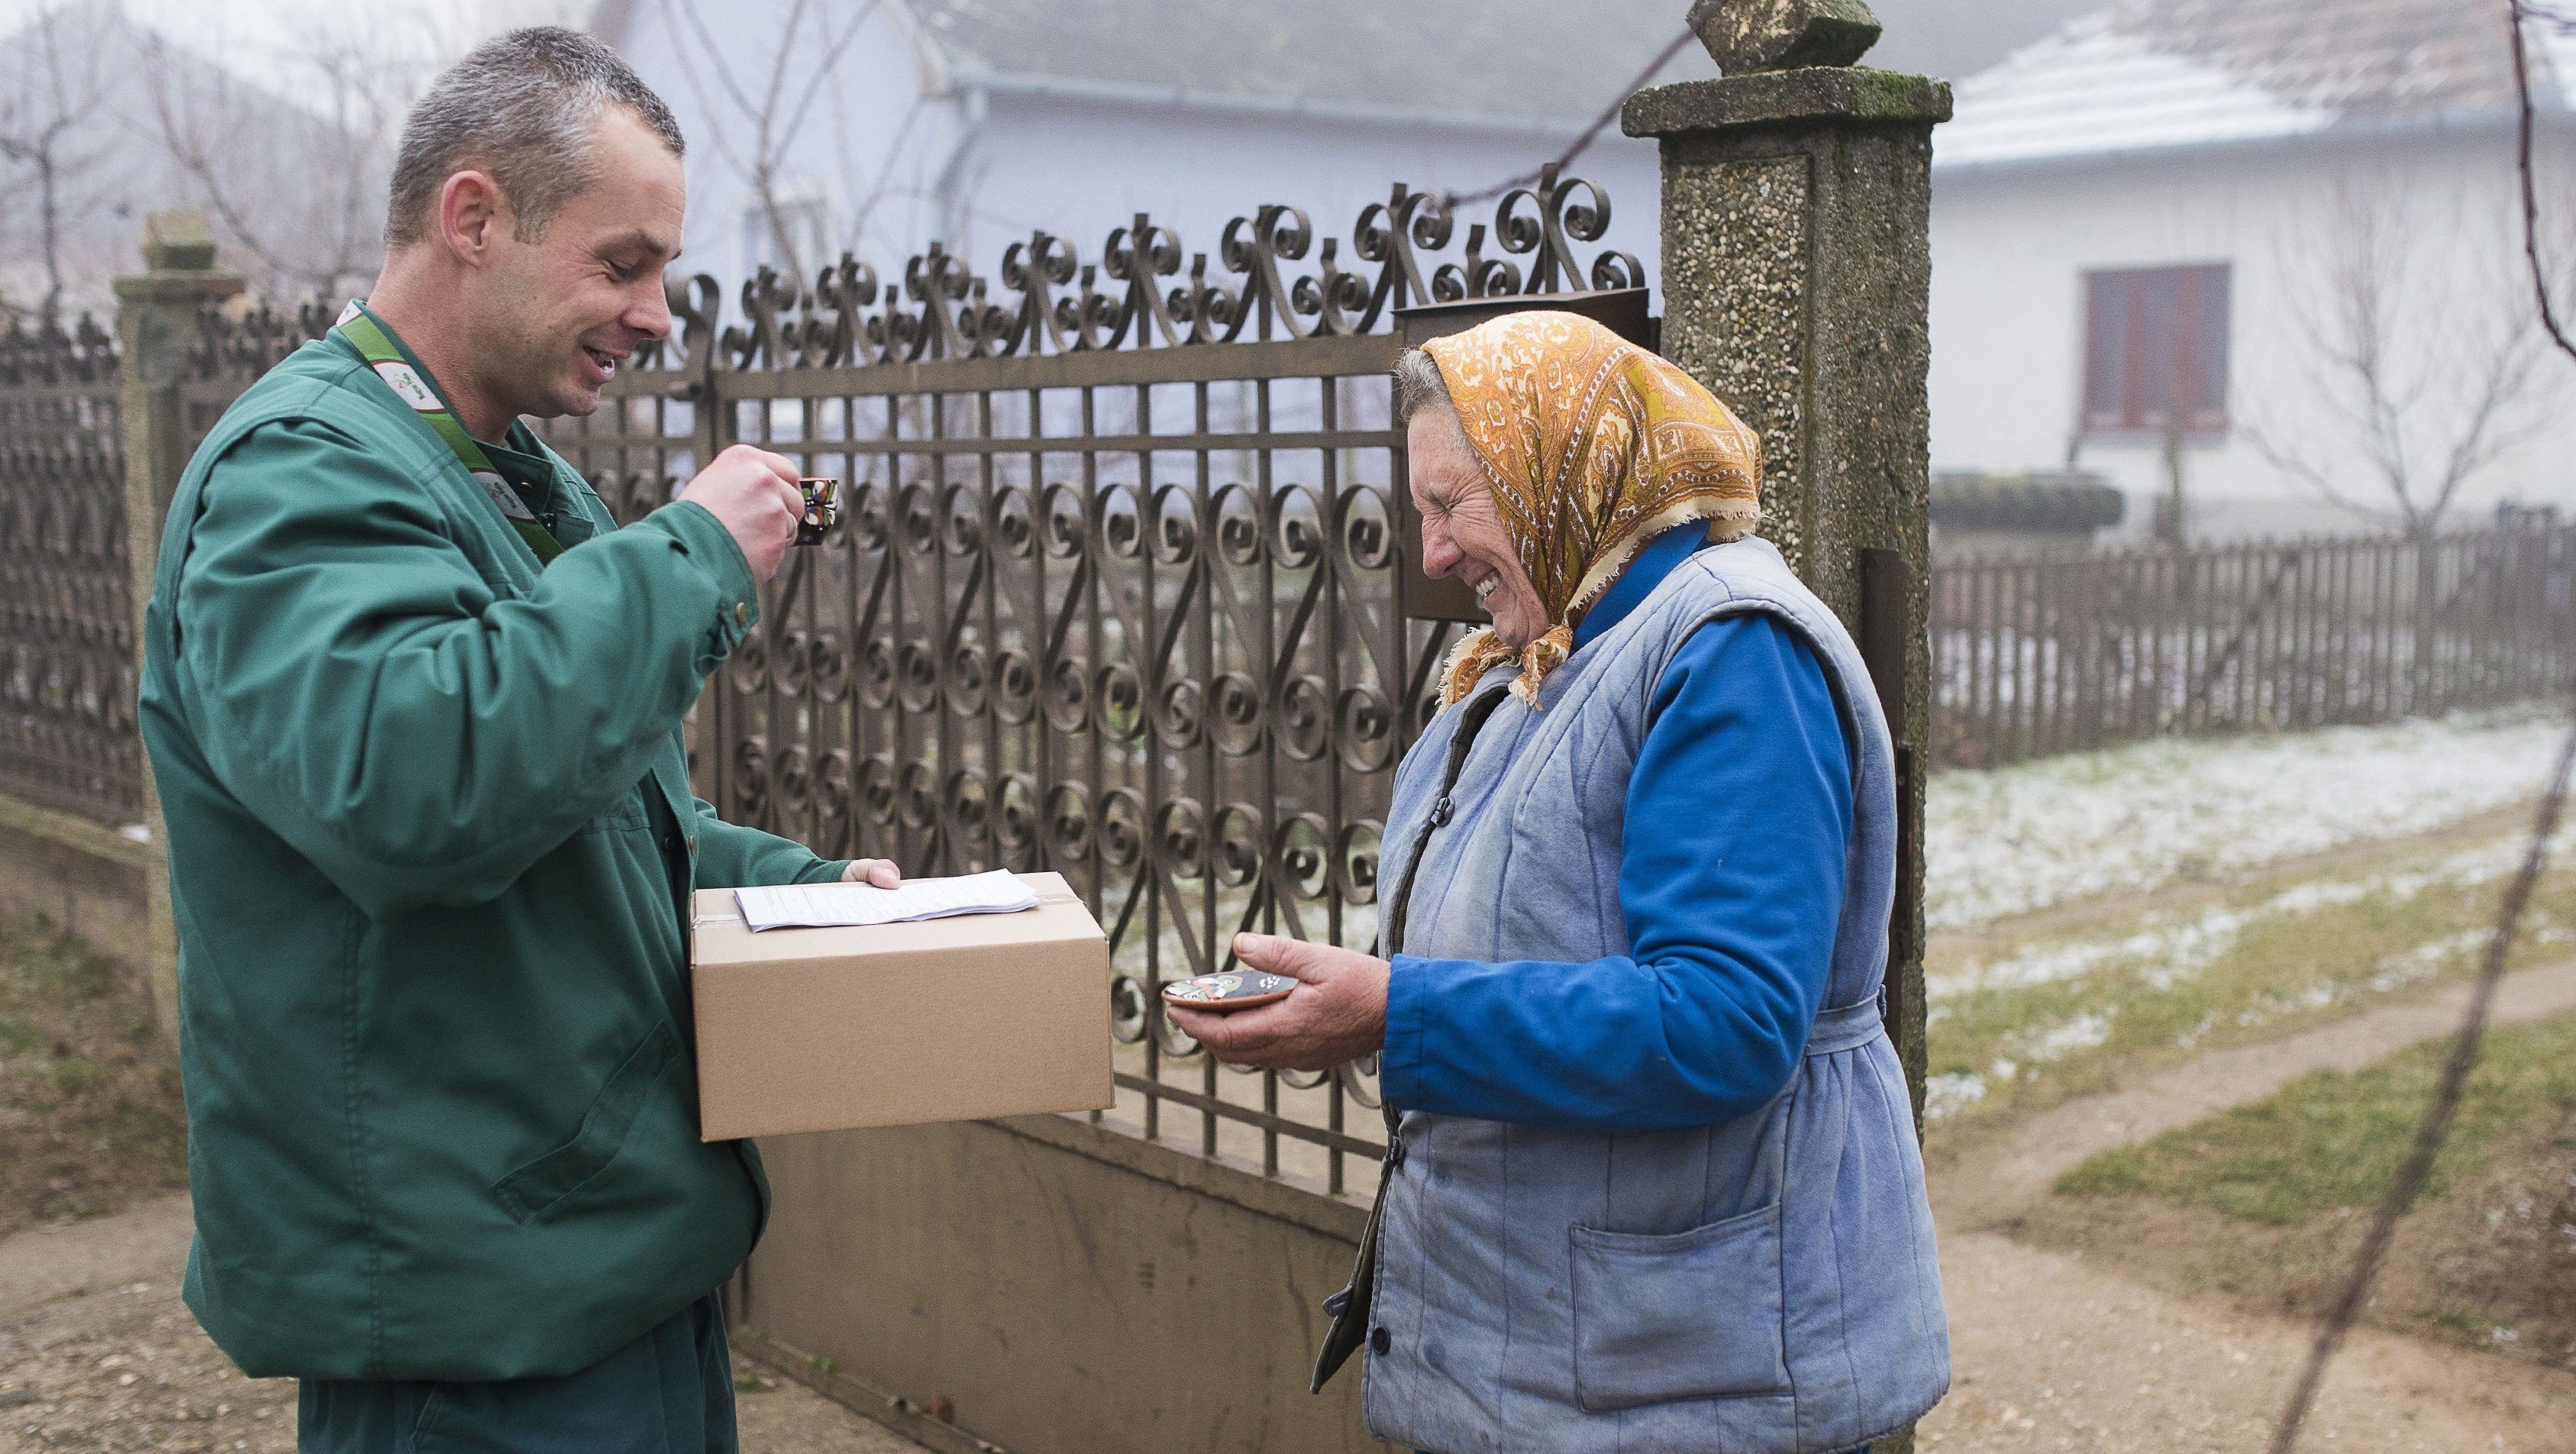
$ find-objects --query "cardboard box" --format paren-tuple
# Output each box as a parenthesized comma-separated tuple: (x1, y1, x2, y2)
(689, 871, 1112, 1141)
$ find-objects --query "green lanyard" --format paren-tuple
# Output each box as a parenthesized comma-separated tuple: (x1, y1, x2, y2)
(331, 302, 565, 566)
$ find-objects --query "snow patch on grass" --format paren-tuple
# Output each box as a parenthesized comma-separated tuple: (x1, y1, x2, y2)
(1930, 824, 2575, 1004)
(1923, 1071, 1989, 1122)
(1928, 708, 2571, 931)
(2019, 1010, 2115, 1062)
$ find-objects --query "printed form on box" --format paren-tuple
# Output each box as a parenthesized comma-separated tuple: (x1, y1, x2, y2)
(732, 869, 1041, 932)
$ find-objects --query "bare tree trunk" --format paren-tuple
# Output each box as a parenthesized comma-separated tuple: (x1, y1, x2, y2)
(2159, 409, 2187, 548)
(35, 148, 61, 328)
(2243, 181, 2549, 538)
(2409, 526, 2441, 714)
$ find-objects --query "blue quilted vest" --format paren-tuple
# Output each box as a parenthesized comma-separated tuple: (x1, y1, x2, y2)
(1361, 536, 1949, 1454)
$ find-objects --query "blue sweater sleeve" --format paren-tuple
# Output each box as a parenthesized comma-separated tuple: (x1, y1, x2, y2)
(1380, 614, 1855, 1130)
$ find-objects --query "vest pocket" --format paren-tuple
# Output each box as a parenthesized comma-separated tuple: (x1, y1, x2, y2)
(491, 1025, 680, 1224)
(1569, 1201, 1790, 1410)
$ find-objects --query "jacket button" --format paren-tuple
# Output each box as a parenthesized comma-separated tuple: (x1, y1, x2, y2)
(1370, 1326, 1391, 1355)
(687, 835, 698, 855)
(1387, 1139, 1406, 1168)
(733, 602, 751, 627)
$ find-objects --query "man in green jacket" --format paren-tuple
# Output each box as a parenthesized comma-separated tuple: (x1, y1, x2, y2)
(137, 28, 892, 1452)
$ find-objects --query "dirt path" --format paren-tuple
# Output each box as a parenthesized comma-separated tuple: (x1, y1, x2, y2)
(0, 1197, 925, 1454)
(1919, 1229, 2576, 1452)
(1918, 957, 2576, 1452)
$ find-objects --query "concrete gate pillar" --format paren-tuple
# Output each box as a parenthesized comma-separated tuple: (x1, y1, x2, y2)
(1624, 5, 1950, 1136)
(1628, 13, 1948, 1448)
(114, 212, 243, 1040)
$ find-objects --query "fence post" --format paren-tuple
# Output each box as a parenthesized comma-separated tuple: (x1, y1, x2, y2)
(1624, 14, 1948, 1097)
(113, 212, 244, 1041)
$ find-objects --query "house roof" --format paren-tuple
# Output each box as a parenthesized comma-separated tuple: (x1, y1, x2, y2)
(1938, 0, 2576, 169)
(894, 0, 1716, 131)
(587, 0, 2086, 130)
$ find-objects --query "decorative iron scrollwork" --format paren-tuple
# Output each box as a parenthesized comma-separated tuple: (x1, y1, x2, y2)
(699, 164, 1638, 370)
(0, 315, 140, 823)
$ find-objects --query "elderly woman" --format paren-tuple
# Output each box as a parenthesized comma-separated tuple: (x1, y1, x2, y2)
(1170, 312, 1948, 1454)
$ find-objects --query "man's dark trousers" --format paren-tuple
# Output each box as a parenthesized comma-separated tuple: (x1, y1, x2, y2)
(296, 1294, 735, 1453)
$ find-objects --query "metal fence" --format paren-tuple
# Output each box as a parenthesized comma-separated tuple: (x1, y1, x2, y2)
(0, 317, 137, 826)
(1932, 524, 2576, 768)
(15, 179, 2576, 1202)
(526, 170, 1644, 1200)
(0, 171, 1644, 1204)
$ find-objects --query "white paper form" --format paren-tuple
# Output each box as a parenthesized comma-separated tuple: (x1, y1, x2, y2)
(732, 869, 1040, 932)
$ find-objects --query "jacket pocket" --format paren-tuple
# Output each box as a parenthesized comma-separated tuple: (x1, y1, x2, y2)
(1569, 1202, 1790, 1410)
(492, 1025, 680, 1224)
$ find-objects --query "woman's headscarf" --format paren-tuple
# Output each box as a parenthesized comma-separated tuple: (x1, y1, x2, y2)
(1422, 311, 1762, 707)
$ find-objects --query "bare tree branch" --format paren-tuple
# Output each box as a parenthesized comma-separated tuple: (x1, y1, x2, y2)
(2249, 179, 2550, 538)
(665, 0, 886, 286)
(0, 4, 116, 327)
(2510, 0, 2576, 369)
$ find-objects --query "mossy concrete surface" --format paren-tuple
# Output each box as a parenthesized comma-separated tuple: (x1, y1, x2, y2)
(1629, 66, 1951, 1454)
(1620, 67, 1951, 137)
(1629, 66, 1948, 1123)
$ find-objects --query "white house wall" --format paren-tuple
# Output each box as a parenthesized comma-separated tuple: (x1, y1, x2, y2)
(612, 0, 975, 289)
(1929, 129, 2576, 542)
(938, 96, 1662, 312)
(607, 0, 1664, 329)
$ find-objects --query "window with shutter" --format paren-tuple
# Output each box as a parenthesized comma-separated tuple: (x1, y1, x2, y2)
(2080, 263, 2231, 436)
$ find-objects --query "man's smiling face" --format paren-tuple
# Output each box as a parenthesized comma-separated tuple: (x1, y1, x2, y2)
(467, 104, 682, 425)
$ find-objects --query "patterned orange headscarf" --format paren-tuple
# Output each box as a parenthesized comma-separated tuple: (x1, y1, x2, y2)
(1423, 311, 1761, 707)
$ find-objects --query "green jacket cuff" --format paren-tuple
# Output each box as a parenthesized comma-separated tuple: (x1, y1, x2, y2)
(644, 500, 760, 656)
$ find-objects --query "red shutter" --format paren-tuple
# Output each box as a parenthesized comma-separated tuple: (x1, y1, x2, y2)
(2078, 263, 2232, 436)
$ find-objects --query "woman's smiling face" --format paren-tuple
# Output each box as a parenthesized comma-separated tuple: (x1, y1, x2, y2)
(1409, 406, 1547, 648)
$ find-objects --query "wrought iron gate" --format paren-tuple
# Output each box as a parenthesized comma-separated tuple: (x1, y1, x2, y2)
(537, 168, 1644, 1198)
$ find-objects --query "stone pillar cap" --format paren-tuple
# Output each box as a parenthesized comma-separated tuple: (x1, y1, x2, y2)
(140, 212, 219, 273)
(1690, 0, 1883, 73)
(1622, 66, 1951, 138)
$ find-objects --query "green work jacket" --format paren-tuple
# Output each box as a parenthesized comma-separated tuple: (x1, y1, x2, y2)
(138, 329, 843, 1381)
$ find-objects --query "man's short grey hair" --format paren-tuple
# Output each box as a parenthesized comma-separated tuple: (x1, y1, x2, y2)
(386, 27, 685, 247)
(1392, 347, 1453, 428)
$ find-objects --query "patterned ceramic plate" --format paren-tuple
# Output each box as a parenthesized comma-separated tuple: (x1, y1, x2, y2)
(1160, 971, 1297, 1011)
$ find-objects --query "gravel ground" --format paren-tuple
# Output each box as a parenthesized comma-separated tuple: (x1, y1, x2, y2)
(0, 1197, 921, 1454)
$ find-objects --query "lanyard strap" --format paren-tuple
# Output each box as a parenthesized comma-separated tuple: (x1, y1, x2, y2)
(332, 305, 564, 566)
(1311, 681, 1512, 1394)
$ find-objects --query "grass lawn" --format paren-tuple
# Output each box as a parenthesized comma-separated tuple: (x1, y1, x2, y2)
(2029, 1006, 2576, 1368)
(1921, 822, 2576, 1130)
(0, 916, 187, 1239)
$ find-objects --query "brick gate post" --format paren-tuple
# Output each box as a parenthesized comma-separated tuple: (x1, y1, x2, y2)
(115, 212, 243, 1041)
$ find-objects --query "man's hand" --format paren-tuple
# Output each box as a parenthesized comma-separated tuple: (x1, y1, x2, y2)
(1166, 932, 1390, 1072)
(676, 444, 805, 582)
(841, 858, 900, 887)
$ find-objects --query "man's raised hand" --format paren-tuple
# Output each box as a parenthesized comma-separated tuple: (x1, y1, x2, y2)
(676, 444, 805, 581)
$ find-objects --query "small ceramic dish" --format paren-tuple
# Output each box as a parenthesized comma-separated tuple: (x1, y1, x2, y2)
(1160, 971, 1296, 1011)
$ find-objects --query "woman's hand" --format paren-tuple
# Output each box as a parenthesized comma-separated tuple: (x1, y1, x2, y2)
(1167, 932, 1390, 1071)
(840, 858, 900, 887)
